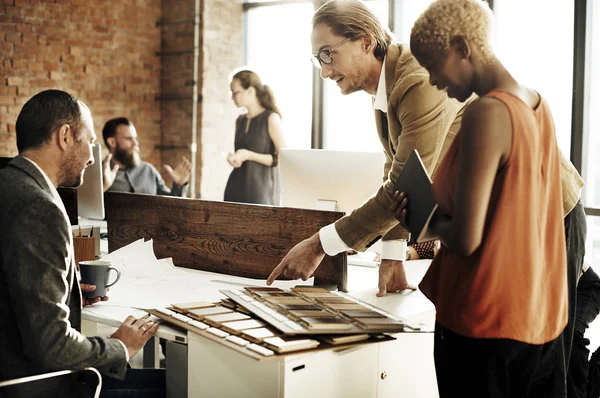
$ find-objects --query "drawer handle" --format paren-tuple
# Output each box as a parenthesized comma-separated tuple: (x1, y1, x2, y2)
(293, 365, 306, 372)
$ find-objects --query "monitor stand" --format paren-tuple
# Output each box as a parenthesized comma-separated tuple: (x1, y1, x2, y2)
(315, 199, 338, 212)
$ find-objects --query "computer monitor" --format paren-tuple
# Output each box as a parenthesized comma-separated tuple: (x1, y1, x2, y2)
(279, 148, 388, 264)
(279, 148, 386, 215)
(77, 143, 104, 220)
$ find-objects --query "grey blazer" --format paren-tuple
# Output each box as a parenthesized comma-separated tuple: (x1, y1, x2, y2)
(0, 157, 127, 397)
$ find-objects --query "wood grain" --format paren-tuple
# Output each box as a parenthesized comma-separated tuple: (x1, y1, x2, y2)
(105, 192, 348, 291)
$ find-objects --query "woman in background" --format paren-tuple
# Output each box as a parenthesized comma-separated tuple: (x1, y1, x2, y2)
(393, 0, 569, 396)
(224, 70, 286, 205)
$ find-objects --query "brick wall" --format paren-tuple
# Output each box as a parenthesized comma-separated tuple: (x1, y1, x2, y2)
(0, 0, 243, 199)
(0, 0, 162, 165)
(159, 0, 198, 195)
(159, 0, 243, 199)
(200, 0, 243, 200)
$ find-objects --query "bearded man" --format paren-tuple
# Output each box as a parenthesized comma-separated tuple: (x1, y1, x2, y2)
(102, 117, 191, 196)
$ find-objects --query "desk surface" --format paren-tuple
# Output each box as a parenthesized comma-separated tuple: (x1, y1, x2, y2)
(348, 260, 435, 331)
(82, 258, 435, 337)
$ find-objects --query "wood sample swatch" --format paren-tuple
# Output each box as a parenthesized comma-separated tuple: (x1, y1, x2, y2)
(221, 319, 266, 335)
(263, 336, 320, 353)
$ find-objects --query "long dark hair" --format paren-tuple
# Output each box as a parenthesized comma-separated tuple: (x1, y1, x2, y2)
(232, 70, 282, 118)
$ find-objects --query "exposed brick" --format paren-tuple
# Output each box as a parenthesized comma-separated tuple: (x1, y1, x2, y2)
(0, 96, 16, 105)
(0, 0, 243, 202)
(6, 77, 23, 86)
(43, 62, 59, 72)
(21, 34, 38, 43)
(0, 24, 17, 32)
(5, 31, 22, 42)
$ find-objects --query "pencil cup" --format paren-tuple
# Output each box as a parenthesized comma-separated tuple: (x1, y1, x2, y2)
(73, 236, 96, 269)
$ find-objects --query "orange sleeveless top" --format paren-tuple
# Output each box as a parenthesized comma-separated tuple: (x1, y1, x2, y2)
(419, 90, 568, 344)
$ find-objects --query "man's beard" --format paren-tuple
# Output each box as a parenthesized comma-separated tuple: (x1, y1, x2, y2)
(59, 158, 85, 188)
(114, 147, 140, 169)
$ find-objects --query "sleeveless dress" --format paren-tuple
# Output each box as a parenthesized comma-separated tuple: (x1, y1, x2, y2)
(223, 110, 280, 205)
(420, 90, 568, 344)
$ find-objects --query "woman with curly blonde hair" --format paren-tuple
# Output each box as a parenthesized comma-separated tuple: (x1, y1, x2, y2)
(392, 0, 586, 395)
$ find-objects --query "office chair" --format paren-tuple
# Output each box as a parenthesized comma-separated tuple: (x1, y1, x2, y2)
(0, 367, 102, 398)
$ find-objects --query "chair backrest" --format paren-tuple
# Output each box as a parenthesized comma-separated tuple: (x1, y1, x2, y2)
(0, 368, 101, 398)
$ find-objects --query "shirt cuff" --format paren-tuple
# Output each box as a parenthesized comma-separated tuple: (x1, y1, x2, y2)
(381, 240, 407, 261)
(114, 338, 130, 362)
(319, 223, 351, 256)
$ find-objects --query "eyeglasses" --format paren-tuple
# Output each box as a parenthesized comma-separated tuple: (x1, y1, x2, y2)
(311, 37, 351, 69)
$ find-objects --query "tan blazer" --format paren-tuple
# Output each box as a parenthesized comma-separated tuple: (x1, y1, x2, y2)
(333, 44, 467, 250)
(333, 43, 584, 251)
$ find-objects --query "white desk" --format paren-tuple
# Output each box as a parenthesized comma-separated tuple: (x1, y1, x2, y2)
(82, 260, 438, 398)
(184, 261, 437, 398)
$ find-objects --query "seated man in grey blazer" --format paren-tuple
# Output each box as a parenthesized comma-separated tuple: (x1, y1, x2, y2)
(0, 89, 163, 397)
(102, 117, 191, 196)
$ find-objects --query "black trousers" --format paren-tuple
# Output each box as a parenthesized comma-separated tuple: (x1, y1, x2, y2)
(434, 323, 567, 398)
(564, 202, 588, 365)
(567, 266, 600, 398)
(100, 369, 165, 398)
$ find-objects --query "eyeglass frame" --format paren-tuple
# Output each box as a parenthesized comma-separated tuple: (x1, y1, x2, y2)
(311, 37, 352, 69)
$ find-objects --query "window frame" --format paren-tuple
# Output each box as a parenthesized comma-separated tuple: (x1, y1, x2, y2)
(242, 0, 598, 220)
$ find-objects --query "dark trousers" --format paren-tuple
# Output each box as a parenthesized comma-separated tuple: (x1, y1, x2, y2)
(100, 369, 165, 398)
(567, 266, 600, 398)
(434, 323, 567, 398)
(564, 202, 588, 364)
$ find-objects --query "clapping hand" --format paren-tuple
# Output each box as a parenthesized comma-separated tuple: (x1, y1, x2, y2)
(164, 156, 192, 185)
(102, 154, 119, 191)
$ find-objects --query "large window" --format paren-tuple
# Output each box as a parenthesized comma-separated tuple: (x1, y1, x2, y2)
(245, 2, 314, 149)
(583, 0, 600, 268)
(322, 0, 388, 151)
(244, 0, 439, 151)
(494, 0, 574, 156)
(392, 0, 435, 44)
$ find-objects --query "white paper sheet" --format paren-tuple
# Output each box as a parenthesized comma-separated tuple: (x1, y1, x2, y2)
(88, 239, 313, 310)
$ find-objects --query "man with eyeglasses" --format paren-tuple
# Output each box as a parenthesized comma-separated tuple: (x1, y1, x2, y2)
(267, 0, 595, 395)
(268, 0, 469, 294)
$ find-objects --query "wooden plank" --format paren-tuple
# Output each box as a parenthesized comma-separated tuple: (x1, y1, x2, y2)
(105, 192, 348, 292)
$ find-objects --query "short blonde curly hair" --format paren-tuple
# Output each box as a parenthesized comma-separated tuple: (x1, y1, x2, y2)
(410, 0, 494, 63)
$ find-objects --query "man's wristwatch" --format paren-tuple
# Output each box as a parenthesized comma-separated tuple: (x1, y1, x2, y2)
(406, 248, 412, 261)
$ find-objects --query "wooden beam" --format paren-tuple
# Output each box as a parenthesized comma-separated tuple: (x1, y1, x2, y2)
(105, 192, 348, 291)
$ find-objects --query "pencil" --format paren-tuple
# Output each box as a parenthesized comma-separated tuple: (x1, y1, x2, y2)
(139, 313, 151, 321)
